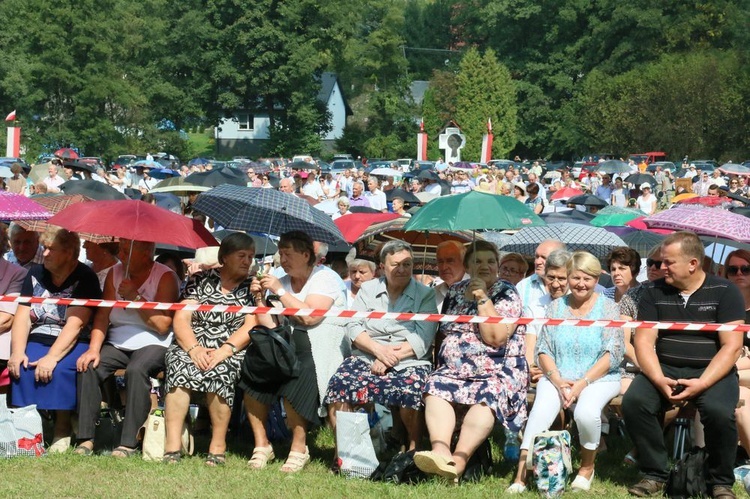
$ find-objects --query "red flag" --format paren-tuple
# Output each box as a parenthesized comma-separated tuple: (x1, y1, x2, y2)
(5, 110, 16, 121)
(419, 118, 424, 133)
(487, 117, 492, 132)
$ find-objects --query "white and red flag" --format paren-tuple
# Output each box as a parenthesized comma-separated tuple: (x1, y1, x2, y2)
(5, 110, 16, 121)
(417, 118, 427, 161)
(480, 117, 493, 164)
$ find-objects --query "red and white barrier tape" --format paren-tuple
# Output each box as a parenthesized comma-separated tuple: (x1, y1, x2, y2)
(2, 295, 749, 332)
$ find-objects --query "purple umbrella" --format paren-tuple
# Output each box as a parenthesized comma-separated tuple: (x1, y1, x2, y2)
(644, 205, 750, 243)
(0, 192, 52, 220)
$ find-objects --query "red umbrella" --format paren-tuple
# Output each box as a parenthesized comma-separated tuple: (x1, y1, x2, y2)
(550, 186, 584, 201)
(625, 216, 673, 234)
(334, 212, 401, 243)
(48, 199, 217, 249)
(54, 148, 79, 160)
(675, 196, 732, 207)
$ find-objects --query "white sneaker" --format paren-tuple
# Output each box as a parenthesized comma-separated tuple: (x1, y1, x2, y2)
(571, 471, 595, 492)
(506, 482, 527, 494)
(48, 436, 71, 454)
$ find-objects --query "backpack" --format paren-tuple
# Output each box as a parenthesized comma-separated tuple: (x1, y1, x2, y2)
(666, 446, 709, 499)
(526, 430, 573, 498)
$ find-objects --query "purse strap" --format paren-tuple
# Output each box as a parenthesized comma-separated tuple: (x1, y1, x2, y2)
(255, 326, 295, 353)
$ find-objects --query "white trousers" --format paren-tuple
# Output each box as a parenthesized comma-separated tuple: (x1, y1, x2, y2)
(521, 377, 620, 451)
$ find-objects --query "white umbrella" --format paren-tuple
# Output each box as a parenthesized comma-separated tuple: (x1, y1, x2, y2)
(369, 167, 402, 177)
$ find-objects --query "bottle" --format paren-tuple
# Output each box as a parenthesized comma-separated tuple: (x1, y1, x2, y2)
(504, 428, 520, 462)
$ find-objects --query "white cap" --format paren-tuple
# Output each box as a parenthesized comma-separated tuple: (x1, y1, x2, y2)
(640, 183, 652, 190)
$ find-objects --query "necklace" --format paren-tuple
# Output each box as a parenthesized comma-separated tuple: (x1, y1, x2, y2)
(568, 296, 596, 317)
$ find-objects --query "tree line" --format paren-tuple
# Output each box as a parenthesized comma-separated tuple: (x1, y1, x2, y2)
(0, 0, 747, 162)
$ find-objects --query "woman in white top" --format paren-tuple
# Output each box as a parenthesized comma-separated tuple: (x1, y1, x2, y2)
(610, 177, 628, 207)
(635, 183, 657, 215)
(331, 197, 351, 220)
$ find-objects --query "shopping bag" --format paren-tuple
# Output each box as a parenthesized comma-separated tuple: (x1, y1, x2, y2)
(0, 395, 45, 458)
(336, 411, 379, 479)
(139, 409, 193, 462)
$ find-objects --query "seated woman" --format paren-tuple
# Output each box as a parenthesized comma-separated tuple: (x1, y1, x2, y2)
(161, 233, 258, 465)
(0, 224, 27, 395)
(8, 227, 102, 452)
(75, 239, 180, 457)
(415, 241, 528, 481)
(241, 231, 345, 473)
(325, 241, 437, 470)
(604, 246, 640, 303)
(507, 251, 623, 493)
(498, 252, 528, 287)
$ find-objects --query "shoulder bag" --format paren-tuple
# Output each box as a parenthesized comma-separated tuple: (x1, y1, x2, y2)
(242, 318, 300, 385)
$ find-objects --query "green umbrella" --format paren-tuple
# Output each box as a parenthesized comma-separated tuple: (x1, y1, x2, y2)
(589, 206, 645, 227)
(403, 191, 546, 232)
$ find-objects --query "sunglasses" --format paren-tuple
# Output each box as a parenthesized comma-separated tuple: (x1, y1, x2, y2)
(646, 259, 662, 268)
(727, 265, 750, 276)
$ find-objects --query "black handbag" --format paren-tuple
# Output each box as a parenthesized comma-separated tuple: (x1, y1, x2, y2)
(241, 319, 300, 385)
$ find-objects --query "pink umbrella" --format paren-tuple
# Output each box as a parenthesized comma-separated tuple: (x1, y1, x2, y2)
(625, 216, 673, 234)
(0, 192, 52, 220)
(643, 205, 750, 242)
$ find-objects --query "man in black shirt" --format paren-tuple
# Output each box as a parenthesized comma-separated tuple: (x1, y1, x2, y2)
(623, 231, 744, 499)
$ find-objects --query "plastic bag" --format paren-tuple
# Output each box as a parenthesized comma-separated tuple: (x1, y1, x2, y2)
(336, 411, 379, 479)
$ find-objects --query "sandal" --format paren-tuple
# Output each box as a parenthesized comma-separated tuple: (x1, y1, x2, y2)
(73, 441, 94, 456)
(163, 451, 181, 464)
(413, 451, 458, 480)
(205, 453, 226, 466)
(111, 446, 139, 458)
(248, 445, 275, 469)
(280, 446, 310, 473)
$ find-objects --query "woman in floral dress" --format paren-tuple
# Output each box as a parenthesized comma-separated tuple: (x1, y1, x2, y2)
(415, 240, 528, 481)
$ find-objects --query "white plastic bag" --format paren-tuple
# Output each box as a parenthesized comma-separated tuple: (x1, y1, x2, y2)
(336, 411, 379, 479)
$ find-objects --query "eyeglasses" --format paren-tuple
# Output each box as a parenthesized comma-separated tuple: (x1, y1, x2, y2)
(727, 265, 750, 276)
(545, 275, 567, 284)
(646, 259, 662, 268)
(731, 182, 738, 185)
(500, 266, 522, 275)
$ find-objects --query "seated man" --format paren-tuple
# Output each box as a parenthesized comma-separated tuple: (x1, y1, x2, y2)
(75, 239, 180, 457)
(623, 232, 744, 499)
(324, 240, 437, 470)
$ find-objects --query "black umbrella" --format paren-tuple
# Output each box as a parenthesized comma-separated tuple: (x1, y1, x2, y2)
(185, 166, 246, 187)
(385, 188, 421, 204)
(724, 190, 750, 205)
(60, 179, 127, 201)
(621, 231, 665, 255)
(193, 185, 346, 244)
(730, 206, 750, 217)
(212, 229, 279, 256)
(538, 210, 595, 225)
(624, 173, 657, 187)
(417, 170, 439, 181)
(266, 174, 281, 189)
(567, 194, 609, 208)
(349, 206, 381, 214)
(63, 160, 97, 175)
(289, 160, 316, 170)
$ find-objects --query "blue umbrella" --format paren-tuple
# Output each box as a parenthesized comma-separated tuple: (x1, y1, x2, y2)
(148, 168, 181, 179)
(188, 157, 211, 167)
(133, 159, 161, 169)
(193, 185, 346, 244)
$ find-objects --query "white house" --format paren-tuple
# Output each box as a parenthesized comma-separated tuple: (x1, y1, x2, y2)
(215, 72, 352, 157)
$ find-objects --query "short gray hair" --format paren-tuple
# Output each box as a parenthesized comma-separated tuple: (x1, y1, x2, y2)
(379, 240, 413, 263)
(353, 180, 365, 189)
(545, 248, 572, 273)
(337, 196, 350, 208)
(349, 258, 376, 273)
(9, 223, 38, 241)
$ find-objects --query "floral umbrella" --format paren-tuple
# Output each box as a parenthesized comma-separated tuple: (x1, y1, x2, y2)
(0, 192, 52, 220)
(643, 205, 750, 243)
(16, 194, 115, 243)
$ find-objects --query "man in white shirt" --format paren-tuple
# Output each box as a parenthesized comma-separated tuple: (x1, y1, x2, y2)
(43, 163, 65, 193)
(365, 177, 387, 212)
(432, 240, 470, 311)
(516, 239, 567, 311)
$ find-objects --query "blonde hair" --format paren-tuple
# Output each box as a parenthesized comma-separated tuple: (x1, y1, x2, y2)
(567, 251, 601, 280)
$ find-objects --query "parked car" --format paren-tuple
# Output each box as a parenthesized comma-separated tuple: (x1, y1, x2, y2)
(646, 161, 677, 173)
(332, 154, 353, 161)
(629, 152, 667, 164)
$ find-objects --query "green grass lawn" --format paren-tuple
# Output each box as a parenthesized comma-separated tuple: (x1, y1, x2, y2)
(186, 131, 215, 159)
(0, 425, 681, 498)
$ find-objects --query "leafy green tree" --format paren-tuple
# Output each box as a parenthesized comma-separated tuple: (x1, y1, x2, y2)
(454, 48, 517, 160)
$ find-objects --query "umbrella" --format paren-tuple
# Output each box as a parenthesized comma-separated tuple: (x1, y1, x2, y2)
(49, 199, 217, 249)
(148, 168, 181, 180)
(29, 162, 70, 184)
(185, 166, 246, 187)
(414, 192, 438, 204)
(0, 166, 12, 178)
(590, 206, 645, 227)
(385, 188, 422, 204)
(481, 231, 514, 248)
(644, 205, 750, 242)
(624, 173, 657, 187)
(538, 210, 595, 225)
(550, 187, 584, 201)
(404, 191, 545, 232)
(499, 223, 627, 261)
(15, 194, 115, 243)
(567, 194, 609, 208)
(188, 158, 212, 167)
(451, 161, 473, 170)
(288, 160, 316, 170)
(150, 176, 211, 195)
(621, 231, 665, 255)
(0, 192, 52, 220)
(671, 193, 698, 203)
(133, 159, 161, 169)
(594, 160, 631, 175)
(369, 168, 402, 177)
(60, 179, 128, 201)
(625, 216, 673, 234)
(314, 199, 338, 215)
(54, 148, 79, 159)
(719, 163, 750, 176)
(334, 213, 402, 243)
(702, 238, 750, 265)
(349, 206, 381, 214)
(192, 185, 346, 245)
(676, 196, 732, 207)
(63, 160, 97, 175)
(212, 229, 279, 256)
(543, 170, 562, 180)
(417, 170, 439, 181)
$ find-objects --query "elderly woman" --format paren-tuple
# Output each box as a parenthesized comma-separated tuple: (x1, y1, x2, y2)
(345, 258, 376, 308)
(0, 224, 27, 394)
(162, 233, 258, 465)
(75, 239, 179, 457)
(83, 240, 120, 289)
(242, 230, 345, 472)
(415, 241, 528, 481)
(332, 196, 351, 220)
(604, 246, 641, 303)
(525, 182, 544, 214)
(325, 241, 437, 468)
(507, 251, 623, 493)
(498, 252, 528, 286)
(8, 227, 102, 452)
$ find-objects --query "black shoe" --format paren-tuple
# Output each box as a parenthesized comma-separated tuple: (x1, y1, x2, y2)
(627, 478, 666, 497)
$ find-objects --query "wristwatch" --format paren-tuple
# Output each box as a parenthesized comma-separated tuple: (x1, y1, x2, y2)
(276, 288, 287, 297)
(223, 341, 238, 355)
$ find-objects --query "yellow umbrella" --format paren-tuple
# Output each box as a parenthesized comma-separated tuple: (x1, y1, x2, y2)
(672, 192, 698, 203)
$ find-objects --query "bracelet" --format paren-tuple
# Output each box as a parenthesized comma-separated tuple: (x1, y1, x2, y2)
(584, 376, 591, 386)
(185, 343, 200, 355)
(223, 341, 238, 355)
(134, 294, 142, 302)
(545, 369, 559, 379)
(477, 297, 490, 306)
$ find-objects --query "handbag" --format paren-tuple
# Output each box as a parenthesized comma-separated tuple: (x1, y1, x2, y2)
(336, 411, 379, 479)
(93, 408, 124, 453)
(526, 430, 573, 498)
(139, 409, 193, 462)
(241, 318, 300, 385)
(0, 395, 45, 458)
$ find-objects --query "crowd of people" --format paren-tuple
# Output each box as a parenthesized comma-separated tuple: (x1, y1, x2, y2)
(1, 153, 749, 498)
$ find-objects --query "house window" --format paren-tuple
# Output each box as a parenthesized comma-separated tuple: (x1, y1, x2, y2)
(237, 113, 254, 131)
